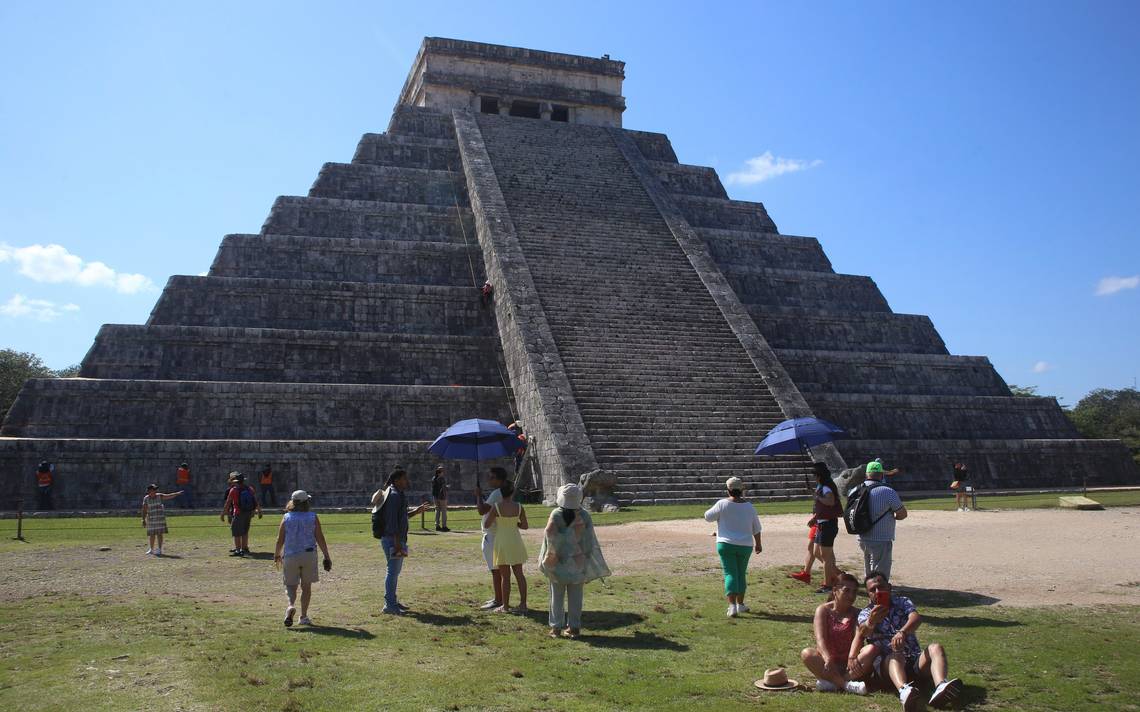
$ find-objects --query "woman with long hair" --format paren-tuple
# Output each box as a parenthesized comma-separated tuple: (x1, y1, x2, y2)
(811, 462, 843, 594)
(483, 480, 529, 612)
(800, 572, 868, 695)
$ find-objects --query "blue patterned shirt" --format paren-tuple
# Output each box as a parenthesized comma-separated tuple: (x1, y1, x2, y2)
(858, 594, 922, 661)
(856, 482, 903, 542)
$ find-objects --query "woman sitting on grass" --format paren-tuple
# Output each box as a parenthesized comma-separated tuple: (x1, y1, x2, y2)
(141, 483, 183, 556)
(539, 483, 611, 639)
(273, 490, 332, 627)
(483, 480, 528, 613)
(800, 572, 868, 695)
(703, 476, 763, 618)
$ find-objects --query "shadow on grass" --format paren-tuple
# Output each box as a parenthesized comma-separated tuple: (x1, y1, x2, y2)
(243, 551, 276, 561)
(295, 625, 376, 640)
(922, 614, 1021, 629)
(406, 611, 475, 626)
(895, 586, 1000, 608)
(513, 609, 647, 632)
(959, 682, 988, 707)
(578, 631, 689, 652)
(153, 554, 183, 560)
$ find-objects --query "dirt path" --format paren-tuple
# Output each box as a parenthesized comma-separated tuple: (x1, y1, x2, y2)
(593, 506, 1140, 607)
(3, 508, 1138, 609)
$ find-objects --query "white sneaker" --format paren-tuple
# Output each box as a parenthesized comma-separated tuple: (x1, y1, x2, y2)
(929, 678, 963, 707)
(816, 679, 838, 692)
(964, 507, 971, 512)
(479, 599, 501, 610)
(145, 548, 152, 555)
(736, 603, 750, 613)
(298, 616, 312, 626)
(726, 604, 738, 618)
(957, 507, 964, 512)
(900, 683, 922, 711)
(845, 680, 868, 695)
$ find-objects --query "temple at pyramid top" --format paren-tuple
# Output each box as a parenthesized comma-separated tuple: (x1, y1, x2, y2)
(397, 37, 627, 127)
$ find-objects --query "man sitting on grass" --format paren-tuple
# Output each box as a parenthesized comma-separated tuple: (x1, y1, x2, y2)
(850, 571, 963, 710)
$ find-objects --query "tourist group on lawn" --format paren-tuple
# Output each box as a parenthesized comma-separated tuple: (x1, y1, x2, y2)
(36, 455, 964, 709)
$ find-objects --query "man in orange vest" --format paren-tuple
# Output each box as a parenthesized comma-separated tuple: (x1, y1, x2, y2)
(175, 462, 193, 508)
(35, 461, 54, 510)
(259, 464, 277, 507)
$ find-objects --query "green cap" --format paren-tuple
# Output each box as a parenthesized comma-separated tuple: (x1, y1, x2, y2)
(866, 461, 884, 475)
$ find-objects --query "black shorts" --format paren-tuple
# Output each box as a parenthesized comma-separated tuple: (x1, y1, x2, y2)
(231, 511, 253, 537)
(813, 519, 839, 547)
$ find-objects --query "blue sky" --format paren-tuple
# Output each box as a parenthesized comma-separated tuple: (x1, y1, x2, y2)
(1, 1, 1137, 405)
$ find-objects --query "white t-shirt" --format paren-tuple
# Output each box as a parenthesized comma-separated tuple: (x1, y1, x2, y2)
(480, 488, 503, 532)
(703, 498, 762, 547)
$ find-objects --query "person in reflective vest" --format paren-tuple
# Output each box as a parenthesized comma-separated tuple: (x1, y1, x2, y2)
(259, 465, 277, 507)
(35, 461, 54, 510)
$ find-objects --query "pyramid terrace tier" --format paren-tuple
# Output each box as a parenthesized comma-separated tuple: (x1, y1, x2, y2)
(724, 266, 891, 311)
(149, 276, 494, 336)
(776, 349, 1011, 397)
(0, 437, 500, 510)
(1, 380, 513, 441)
(351, 132, 461, 170)
(648, 161, 728, 199)
(747, 306, 948, 354)
(261, 196, 473, 242)
(836, 438, 1140, 491)
(697, 227, 835, 273)
(79, 325, 505, 385)
(807, 393, 1080, 440)
(671, 194, 779, 233)
(309, 163, 468, 206)
(209, 234, 481, 285)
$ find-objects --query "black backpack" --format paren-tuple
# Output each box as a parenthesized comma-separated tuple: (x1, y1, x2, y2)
(843, 481, 891, 535)
(370, 487, 391, 539)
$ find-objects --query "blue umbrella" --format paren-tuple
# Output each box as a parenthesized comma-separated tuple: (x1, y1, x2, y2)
(428, 418, 522, 464)
(755, 416, 847, 456)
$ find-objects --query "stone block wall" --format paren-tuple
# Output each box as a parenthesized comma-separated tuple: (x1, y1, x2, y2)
(352, 133, 461, 170)
(699, 229, 833, 272)
(777, 350, 1010, 397)
(725, 267, 890, 311)
(2, 379, 513, 441)
(309, 163, 467, 206)
(210, 234, 476, 285)
(674, 195, 780, 232)
(649, 162, 727, 198)
(79, 324, 504, 385)
(262, 196, 472, 242)
(747, 306, 948, 354)
(149, 277, 493, 336)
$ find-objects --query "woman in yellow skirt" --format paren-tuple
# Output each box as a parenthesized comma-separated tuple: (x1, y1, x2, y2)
(484, 480, 529, 613)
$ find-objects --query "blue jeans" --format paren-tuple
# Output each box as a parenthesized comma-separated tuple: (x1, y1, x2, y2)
(178, 484, 193, 508)
(380, 537, 406, 610)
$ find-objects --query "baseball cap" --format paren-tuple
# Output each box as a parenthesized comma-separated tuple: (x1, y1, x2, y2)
(291, 490, 311, 502)
(866, 461, 884, 475)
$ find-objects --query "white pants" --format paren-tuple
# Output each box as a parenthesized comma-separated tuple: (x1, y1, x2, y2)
(548, 581, 583, 629)
(481, 532, 495, 571)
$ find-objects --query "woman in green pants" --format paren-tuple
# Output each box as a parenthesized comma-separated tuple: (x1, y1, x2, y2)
(703, 477, 764, 618)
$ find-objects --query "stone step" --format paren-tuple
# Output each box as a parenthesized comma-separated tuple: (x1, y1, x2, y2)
(612, 469, 807, 480)
(1, 379, 513, 441)
(352, 132, 460, 170)
(0, 436, 493, 510)
(211, 233, 481, 286)
(776, 349, 1010, 397)
(672, 194, 779, 233)
(616, 483, 805, 495)
(627, 129, 678, 162)
(746, 305, 947, 354)
(262, 196, 473, 242)
(650, 161, 727, 198)
(806, 393, 1080, 441)
(621, 493, 803, 505)
(79, 324, 504, 386)
(309, 163, 467, 206)
(698, 228, 833, 273)
(724, 266, 889, 311)
(148, 276, 495, 336)
(388, 106, 456, 140)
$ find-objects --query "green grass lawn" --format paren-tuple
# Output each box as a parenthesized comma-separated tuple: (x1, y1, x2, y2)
(1, 493, 1138, 711)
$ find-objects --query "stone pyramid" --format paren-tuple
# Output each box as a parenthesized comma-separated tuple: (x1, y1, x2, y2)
(2, 38, 1136, 508)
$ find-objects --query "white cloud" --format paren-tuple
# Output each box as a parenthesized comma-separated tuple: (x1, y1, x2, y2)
(1095, 275, 1139, 296)
(1032, 361, 1054, 374)
(726, 151, 823, 185)
(0, 242, 156, 294)
(0, 294, 80, 321)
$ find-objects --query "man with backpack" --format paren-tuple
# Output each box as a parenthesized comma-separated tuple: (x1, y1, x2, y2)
(845, 461, 907, 580)
(220, 472, 262, 556)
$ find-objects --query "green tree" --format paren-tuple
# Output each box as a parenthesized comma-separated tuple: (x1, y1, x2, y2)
(0, 349, 54, 419)
(1068, 388, 1140, 465)
(1008, 384, 1039, 397)
(0, 351, 79, 420)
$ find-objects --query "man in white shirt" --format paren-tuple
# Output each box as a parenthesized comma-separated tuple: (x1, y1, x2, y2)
(474, 467, 509, 610)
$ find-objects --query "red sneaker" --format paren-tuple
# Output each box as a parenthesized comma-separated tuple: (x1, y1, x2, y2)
(788, 570, 812, 584)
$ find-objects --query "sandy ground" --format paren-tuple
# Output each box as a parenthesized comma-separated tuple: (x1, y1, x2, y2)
(3, 508, 1138, 609)
(595, 507, 1140, 607)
